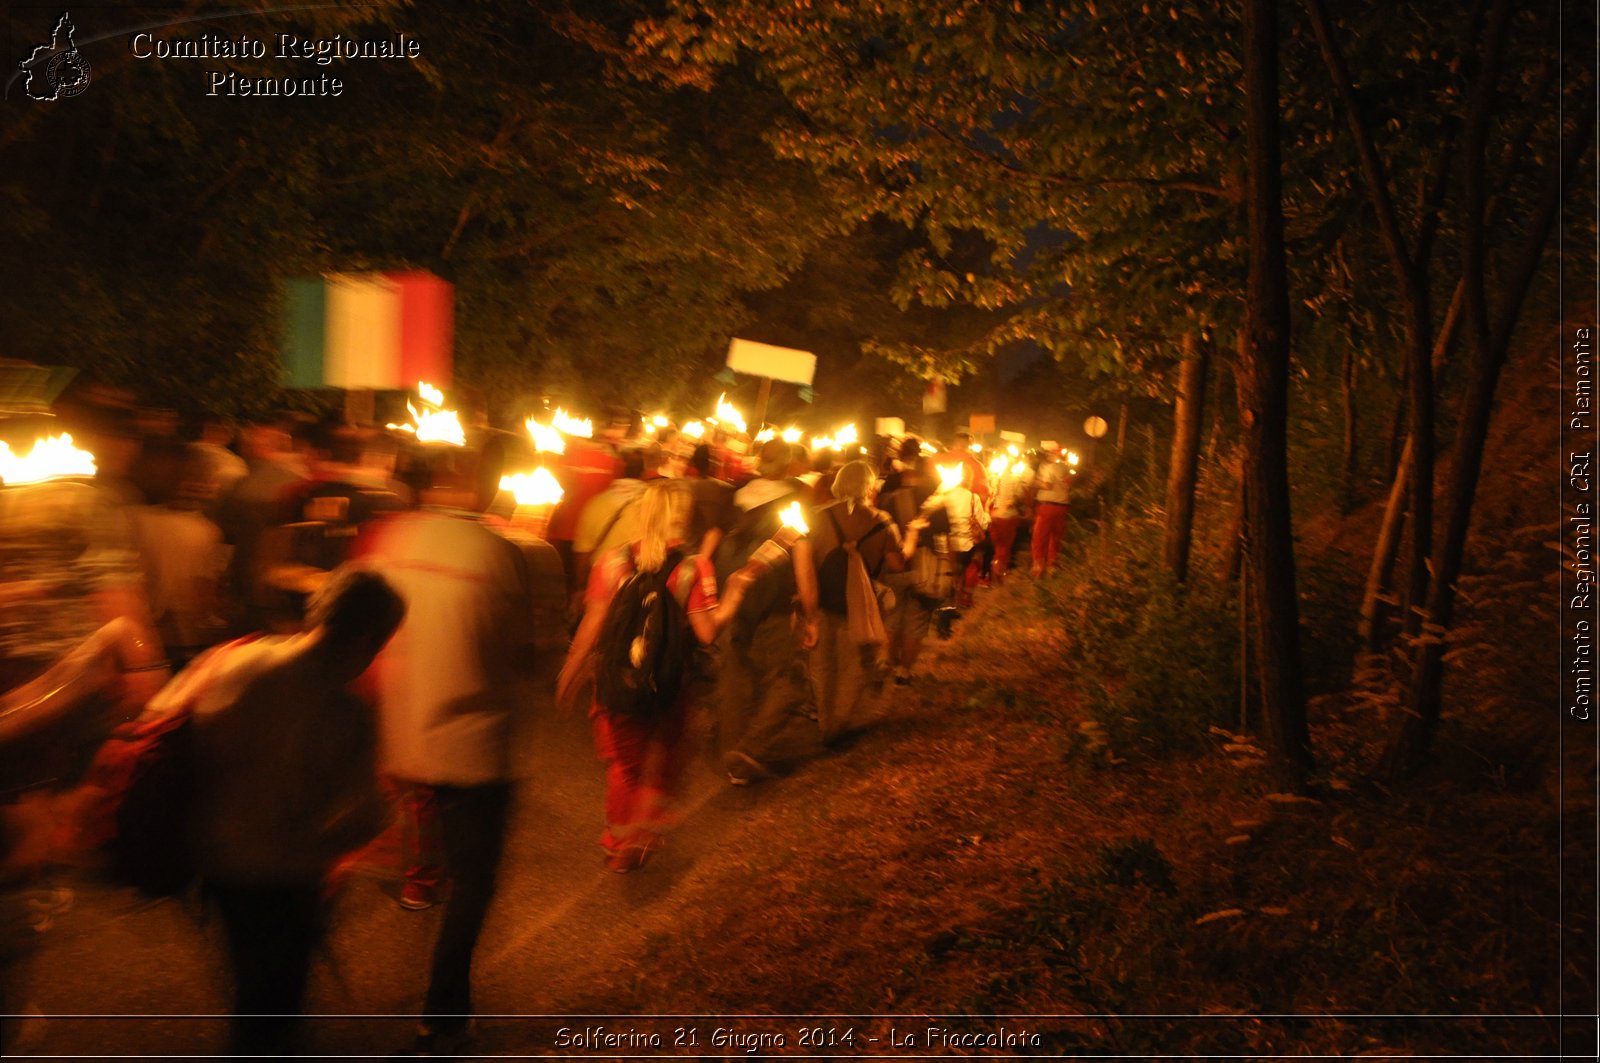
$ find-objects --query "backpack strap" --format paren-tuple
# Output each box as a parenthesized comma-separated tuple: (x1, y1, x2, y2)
(591, 496, 638, 555)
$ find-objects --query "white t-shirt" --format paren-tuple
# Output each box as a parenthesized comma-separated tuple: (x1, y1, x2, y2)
(357, 509, 537, 785)
(941, 486, 989, 553)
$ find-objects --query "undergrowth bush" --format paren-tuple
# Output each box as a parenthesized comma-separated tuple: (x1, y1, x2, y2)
(1036, 515, 1240, 755)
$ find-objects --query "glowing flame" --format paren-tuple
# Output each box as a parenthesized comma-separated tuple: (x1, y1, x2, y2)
(937, 463, 965, 492)
(409, 401, 467, 446)
(1007, 444, 1020, 457)
(810, 434, 833, 452)
(682, 420, 706, 439)
(385, 422, 416, 434)
(754, 427, 776, 443)
(988, 454, 1008, 477)
(417, 381, 445, 407)
(0, 432, 97, 486)
(968, 442, 983, 453)
(781, 426, 802, 444)
(651, 414, 670, 428)
(920, 441, 938, 456)
(499, 467, 565, 507)
(552, 408, 593, 438)
(778, 501, 810, 535)
(1011, 460, 1030, 476)
(525, 417, 566, 454)
(1067, 451, 1081, 467)
(713, 394, 747, 434)
(834, 423, 859, 447)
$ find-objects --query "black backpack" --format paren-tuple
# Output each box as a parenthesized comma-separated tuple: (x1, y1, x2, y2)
(594, 549, 692, 720)
(817, 507, 887, 616)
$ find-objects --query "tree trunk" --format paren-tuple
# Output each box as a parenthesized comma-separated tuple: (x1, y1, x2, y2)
(1241, 0, 1313, 789)
(1164, 333, 1211, 583)
(1382, 67, 1594, 778)
(1359, 436, 1412, 651)
(1340, 343, 1358, 512)
(1384, 361, 1408, 485)
(1306, 0, 1438, 642)
(1359, 283, 1467, 652)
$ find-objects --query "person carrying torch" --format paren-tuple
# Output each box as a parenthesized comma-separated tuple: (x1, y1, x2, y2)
(710, 440, 821, 785)
(554, 479, 785, 869)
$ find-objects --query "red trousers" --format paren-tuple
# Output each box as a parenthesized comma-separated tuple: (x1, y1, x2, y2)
(590, 702, 688, 852)
(989, 517, 1023, 577)
(1032, 502, 1069, 573)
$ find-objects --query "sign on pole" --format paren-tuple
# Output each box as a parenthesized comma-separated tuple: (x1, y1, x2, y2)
(968, 413, 996, 435)
(726, 338, 816, 386)
(999, 429, 1026, 444)
(922, 378, 947, 414)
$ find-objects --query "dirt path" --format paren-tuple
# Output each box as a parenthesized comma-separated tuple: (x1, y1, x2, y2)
(4, 610, 934, 1058)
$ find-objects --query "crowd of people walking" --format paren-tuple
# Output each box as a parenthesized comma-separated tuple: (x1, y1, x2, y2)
(1, 391, 1084, 1057)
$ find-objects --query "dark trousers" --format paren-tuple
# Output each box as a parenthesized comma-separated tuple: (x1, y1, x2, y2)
(209, 879, 323, 1057)
(422, 782, 513, 1030)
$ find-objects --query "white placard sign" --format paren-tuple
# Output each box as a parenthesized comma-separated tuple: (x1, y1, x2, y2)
(726, 338, 817, 386)
(1040, 440, 1060, 451)
(1000, 430, 1026, 443)
(875, 417, 905, 436)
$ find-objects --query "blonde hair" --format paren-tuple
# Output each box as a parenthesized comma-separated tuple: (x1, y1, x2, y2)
(832, 459, 876, 504)
(635, 479, 692, 573)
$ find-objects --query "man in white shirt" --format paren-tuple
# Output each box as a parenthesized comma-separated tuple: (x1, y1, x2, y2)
(354, 445, 539, 1056)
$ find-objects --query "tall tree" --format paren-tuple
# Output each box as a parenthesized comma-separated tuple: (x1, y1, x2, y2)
(1240, 0, 1313, 787)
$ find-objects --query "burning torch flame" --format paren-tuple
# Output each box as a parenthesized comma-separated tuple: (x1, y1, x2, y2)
(781, 426, 802, 444)
(754, 427, 777, 443)
(1067, 451, 1081, 467)
(499, 467, 565, 507)
(682, 421, 706, 439)
(417, 381, 446, 408)
(834, 423, 859, 447)
(0, 432, 97, 486)
(1007, 444, 1020, 457)
(1011, 460, 1030, 476)
(407, 401, 467, 446)
(525, 418, 566, 455)
(651, 414, 669, 428)
(937, 463, 965, 492)
(987, 454, 1008, 478)
(778, 501, 810, 535)
(713, 394, 747, 434)
(551, 408, 593, 438)
(968, 442, 983, 453)
(810, 434, 834, 452)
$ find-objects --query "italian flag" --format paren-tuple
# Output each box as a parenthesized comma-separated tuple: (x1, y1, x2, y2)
(283, 271, 453, 389)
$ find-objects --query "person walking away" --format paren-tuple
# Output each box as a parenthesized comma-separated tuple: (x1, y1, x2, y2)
(354, 446, 539, 1057)
(711, 441, 820, 784)
(879, 446, 947, 682)
(569, 448, 647, 615)
(556, 481, 754, 870)
(806, 461, 912, 744)
(1031, 451, 1071, 578)
(934, 431, 990, 505)
(547, 431, 621, 602)
(162, 568, 403, 1057)
(684, 443, 735, 558)
(940, 465, 989, 609)
(987, 459, 1033, 584)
